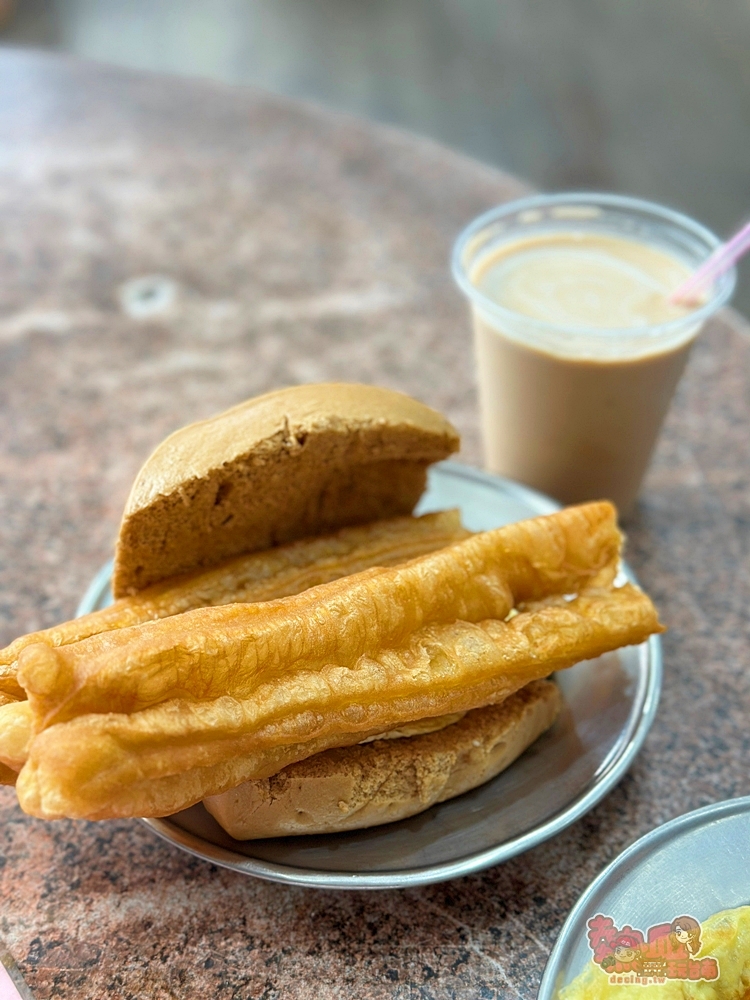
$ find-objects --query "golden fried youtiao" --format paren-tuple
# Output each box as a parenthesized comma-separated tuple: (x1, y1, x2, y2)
(0, 695, 22, 785)
(18, 502, 622, 729)
(0, 701, 32, 775)
(0, 511, 467, 777)
(0, 510, 468, 700)
(16, 585, 661, 820)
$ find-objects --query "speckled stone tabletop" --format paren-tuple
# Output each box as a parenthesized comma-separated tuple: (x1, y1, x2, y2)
(0, 48, 748, 1000)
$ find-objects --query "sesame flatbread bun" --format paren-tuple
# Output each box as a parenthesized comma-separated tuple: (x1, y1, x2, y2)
(113, 384, 459, 596)
(203, 680, 561, 840)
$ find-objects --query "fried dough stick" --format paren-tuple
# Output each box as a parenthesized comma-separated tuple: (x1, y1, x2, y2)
(16, 585, 662, 820)
(0, 694, 25, 785)
(18, 502, 622, 728)
(0, 702, 466, 777)
(0, 511, 468, 786)
(0, 701, 31, 774)
(0, 511, 468, 700)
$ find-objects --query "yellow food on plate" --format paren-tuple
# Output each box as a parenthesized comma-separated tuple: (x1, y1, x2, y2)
(0, 509, 467, 701)
(559, 905, 750, 1000)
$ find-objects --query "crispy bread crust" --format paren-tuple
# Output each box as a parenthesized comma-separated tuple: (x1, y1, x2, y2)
(113, 384, 459, 595)
(203, 679, 561, 839)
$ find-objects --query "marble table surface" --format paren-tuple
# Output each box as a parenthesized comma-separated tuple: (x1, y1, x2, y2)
(0, 48, 748, 1000)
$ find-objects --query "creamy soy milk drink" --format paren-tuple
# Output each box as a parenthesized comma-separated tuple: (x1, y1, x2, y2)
(453, 196, 735, 512)
(472, 232, 693, 510)
(474, 233, 691, 329)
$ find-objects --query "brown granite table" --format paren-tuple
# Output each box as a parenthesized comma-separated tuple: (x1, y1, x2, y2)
(0, 48, 748, 1000)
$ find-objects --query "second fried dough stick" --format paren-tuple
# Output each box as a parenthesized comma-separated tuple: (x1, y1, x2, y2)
(18, 502, 622, 728)
(16, 584, 661, 820)
(0, 510, 468, 699)
(0, 701, 31, 774)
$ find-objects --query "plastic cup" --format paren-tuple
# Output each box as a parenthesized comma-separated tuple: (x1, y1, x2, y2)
(452, 193, 735, 513)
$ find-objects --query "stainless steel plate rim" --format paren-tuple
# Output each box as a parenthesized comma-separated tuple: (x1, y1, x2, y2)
(537, 794, 750, 998)
(76, 461, 662, 890)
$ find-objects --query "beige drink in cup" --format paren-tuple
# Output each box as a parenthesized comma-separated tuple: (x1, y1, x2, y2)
(452, 194, 735, 513)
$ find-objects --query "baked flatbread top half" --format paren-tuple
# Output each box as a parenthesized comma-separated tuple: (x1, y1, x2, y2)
(113, 383, 460, 596)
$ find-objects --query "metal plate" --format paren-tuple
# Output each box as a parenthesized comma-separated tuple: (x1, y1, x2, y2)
(538, 796, 750, 997)
(77, 461, 662, 889)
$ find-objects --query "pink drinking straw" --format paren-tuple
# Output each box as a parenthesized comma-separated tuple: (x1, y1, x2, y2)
(670, 218, 750, 304)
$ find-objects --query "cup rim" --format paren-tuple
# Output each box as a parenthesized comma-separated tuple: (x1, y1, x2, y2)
(451, 191, 736, 340)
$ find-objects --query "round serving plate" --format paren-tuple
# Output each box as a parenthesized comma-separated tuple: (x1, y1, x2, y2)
(77, 461, 662, 890)
(538, 795, 750, 998)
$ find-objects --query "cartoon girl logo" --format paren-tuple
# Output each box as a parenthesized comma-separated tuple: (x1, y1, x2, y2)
(670, 916, 701, 957)
(586, 912, 718, 981)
